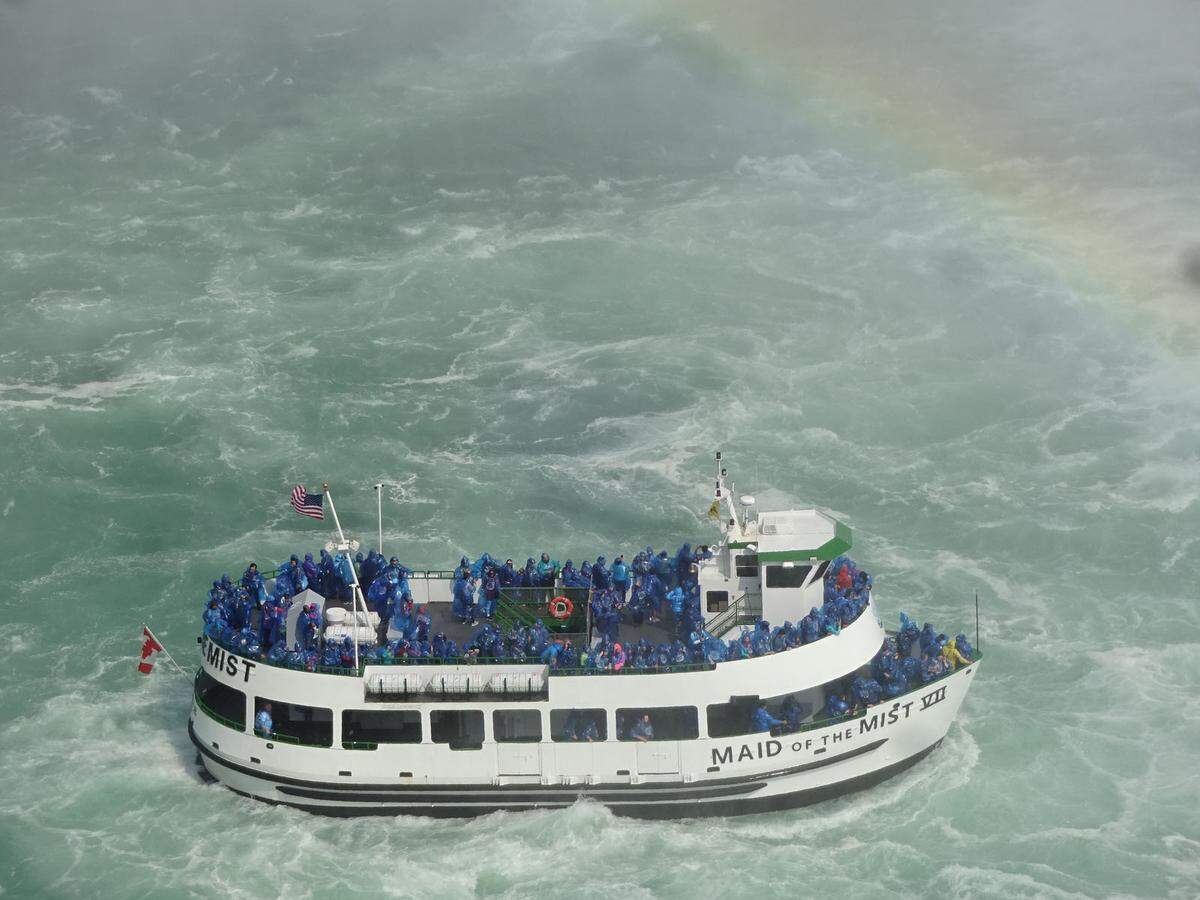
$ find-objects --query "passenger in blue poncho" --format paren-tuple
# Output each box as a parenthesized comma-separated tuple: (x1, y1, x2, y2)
(318, 550, 336, 594)
(203, 599, 224, 635)
(653, 551, 673, 587)
(752, 704, 784, 734)
(359, 550, 380, 590)
(454, 556, 471, 581)
(954, 633, 975, 660)
(261, 599, 286, 648)
(781, 696, 805, 732)
(674, 544, 693, 583)
(528, 619, 551, 656)
(480, 568, 500, 618)
(230, 589, 254, 630)
(629, 714, 654, 742)
(298, 603, 322, 650)
(514, 557, 532, 588)
(452, 576, 476, 625)
(241, 563, 266, 603)
(392, 598, 415, 638)
(498, 559, 516, 587)
(287, 556, 308, 592)
(611, 555, 630, 601)
(302, 553, 319, 588)
(666, 585, 685, 618)
(591, 556, 610, 591)
(254, 703, 273, 738)
(333, 553, 354, 597)
(824, 693, 850, 718)
(536, 553, 559, 587)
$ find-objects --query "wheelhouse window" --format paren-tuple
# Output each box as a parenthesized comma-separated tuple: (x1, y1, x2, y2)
(734, 554, 759, 577)
(765, 564, 812, 588)
(194, 670, 245, 731)
(342, 710, 422, 746)
(706, 590, 730, 612)
(616, 706, 699, 742)
(550, 708, 607, 742)
(256, 697, 333, 747)
(493, 709, 542, 743)
(809, 559, 831, 585)
(430, 710, 484, 749)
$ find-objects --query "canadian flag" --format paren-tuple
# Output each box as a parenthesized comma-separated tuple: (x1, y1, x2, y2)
(138, 626, 164, 675)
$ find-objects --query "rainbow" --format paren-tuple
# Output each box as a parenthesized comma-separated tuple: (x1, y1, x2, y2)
(631, 0, 1200, 349)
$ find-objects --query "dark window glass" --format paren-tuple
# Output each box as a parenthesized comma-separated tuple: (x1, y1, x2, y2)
(195, 670, 245, 730)
(735, 554, 759, 577)
(765, 564, 812, 588)
(493, 709, 542, 743)
(616, 706, 699, 742)
(706, 590, 730, 612)
(810, 559, 831, 585)
(708, 688, 822, 739)
(430, 710, 484, 749)
(342, 710, 421, 745)
(707, 697, 760, 738)
(256, 697, 332, 747)
(550, 708, 607, 742)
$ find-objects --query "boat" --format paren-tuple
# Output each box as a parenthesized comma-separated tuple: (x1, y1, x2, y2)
(190, 453, 980, 818)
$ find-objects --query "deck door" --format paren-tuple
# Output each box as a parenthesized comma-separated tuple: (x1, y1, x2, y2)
(636, 742, 680, 775)
(497, 743, 541, 776)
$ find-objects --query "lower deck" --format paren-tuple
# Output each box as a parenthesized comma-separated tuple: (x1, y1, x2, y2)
(190, 661, 978, 817)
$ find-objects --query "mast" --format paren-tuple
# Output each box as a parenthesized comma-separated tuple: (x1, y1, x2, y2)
(715, 450, 740, 534)
(374, 482, 385, 556)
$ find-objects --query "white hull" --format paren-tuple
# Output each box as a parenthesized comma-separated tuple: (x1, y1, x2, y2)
(190, 658, 977, 819)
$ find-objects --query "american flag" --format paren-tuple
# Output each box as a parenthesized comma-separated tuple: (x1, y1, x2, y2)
(290, 485, 324, 520)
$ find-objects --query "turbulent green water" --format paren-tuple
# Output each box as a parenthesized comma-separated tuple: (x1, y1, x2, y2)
(2, 1, 1199, 897)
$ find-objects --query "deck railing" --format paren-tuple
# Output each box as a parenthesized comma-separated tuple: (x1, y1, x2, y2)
(705, 591, 762, 638)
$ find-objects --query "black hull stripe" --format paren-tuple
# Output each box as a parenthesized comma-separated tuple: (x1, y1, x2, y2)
(210, 741, 942, 820)
(190, 720, 885, 800)
(275, 781, 763, 804)
(273, 740, 887, 805)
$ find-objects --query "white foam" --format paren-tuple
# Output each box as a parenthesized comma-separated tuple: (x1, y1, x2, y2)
(81, 86, 123, 106)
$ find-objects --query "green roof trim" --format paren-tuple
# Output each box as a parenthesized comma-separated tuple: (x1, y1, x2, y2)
(754, 519, 853, 563)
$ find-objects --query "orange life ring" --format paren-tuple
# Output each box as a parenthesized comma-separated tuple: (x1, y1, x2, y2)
(549, 595, 573, 620)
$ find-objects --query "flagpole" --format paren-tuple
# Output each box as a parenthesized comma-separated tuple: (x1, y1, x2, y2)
(142, 625, 191, 679)
(374, 483, 384, 556)
(323, 484, 367, 670)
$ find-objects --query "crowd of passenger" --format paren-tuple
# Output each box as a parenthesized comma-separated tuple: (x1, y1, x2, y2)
(750, 619, 977, 734)
(199, 546, 972, 696)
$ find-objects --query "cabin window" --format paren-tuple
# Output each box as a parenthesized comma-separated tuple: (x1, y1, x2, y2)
(809, 559, 831, 585)
(616, 707, 699, 742)
(707, 698, 759, 739)
(430, 710, 484, 749)
(706, 590, 730, 612)
(550, 708, 607, 742)
(708, 688, 822, 738)
(734, 554, 759, 577)
(765, 564, 812, 588)
(195, 670, 245, 731)
(256, 697, 333, 747)
(493, 709, 542, 743)
(342, 710, 422, 746)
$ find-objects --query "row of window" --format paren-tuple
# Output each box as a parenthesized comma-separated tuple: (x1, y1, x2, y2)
(197, 672, 825, 749)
